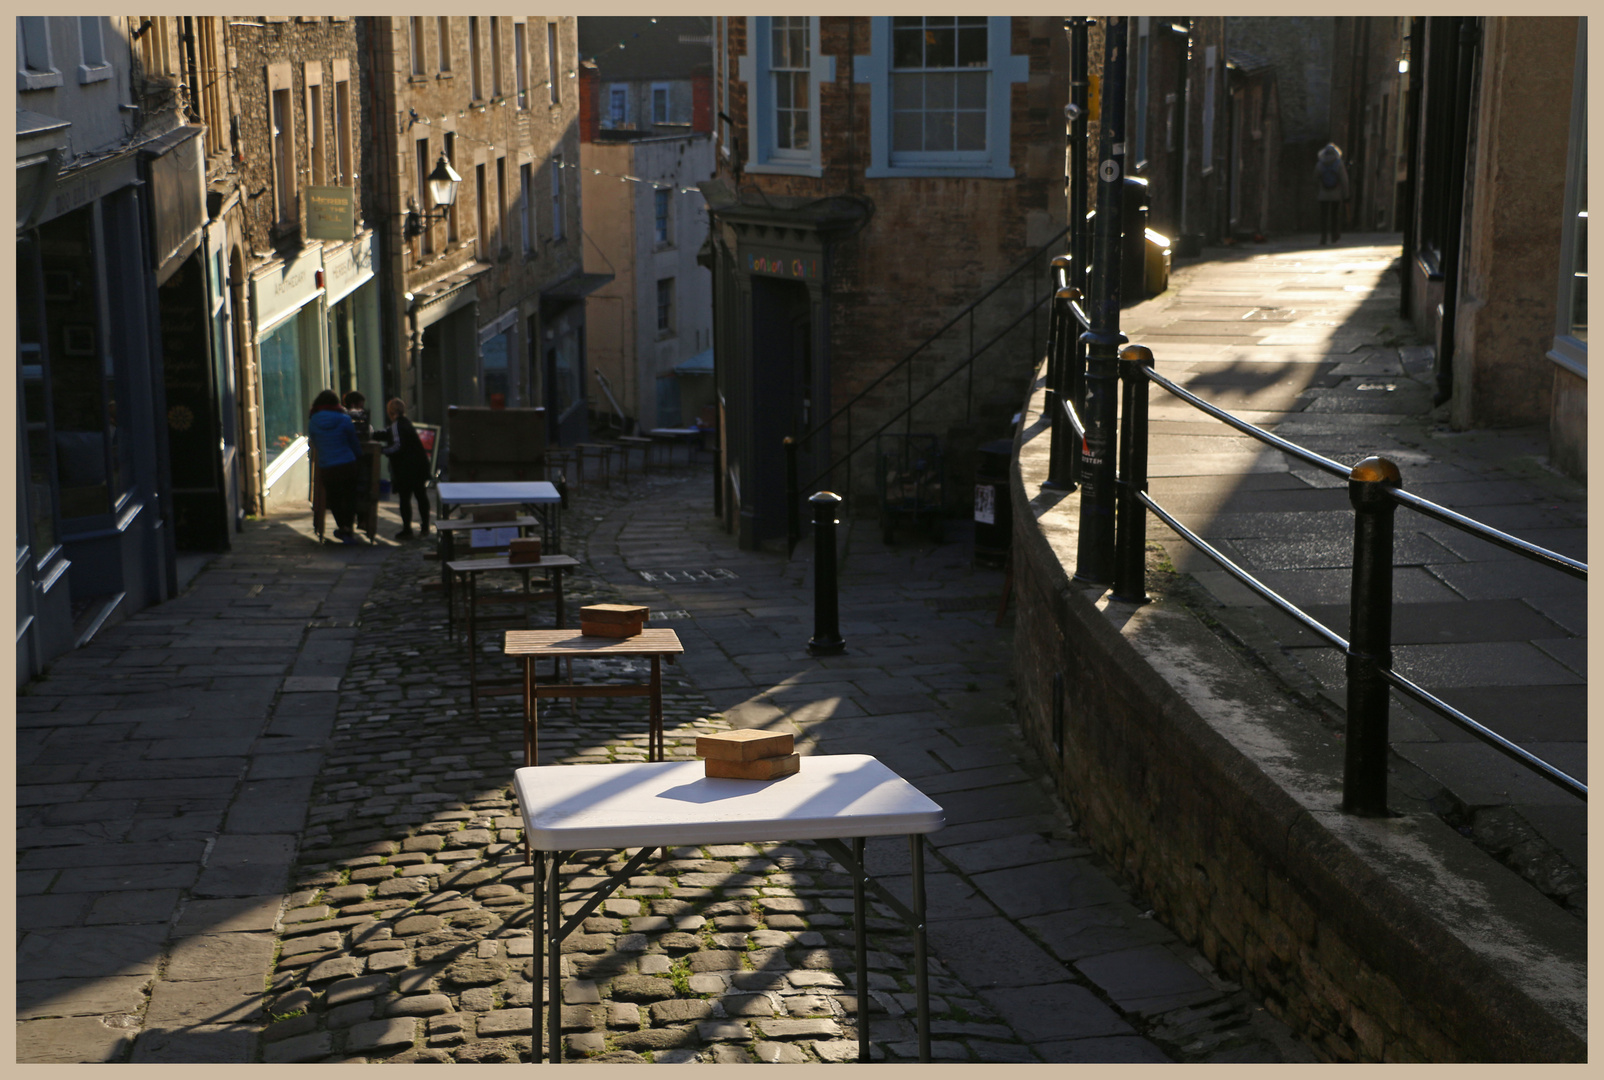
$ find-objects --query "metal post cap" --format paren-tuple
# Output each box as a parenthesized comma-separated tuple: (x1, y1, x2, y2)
(1056, 287, 1082, 301)
(783, 436, 795, 445)
(1051, 254, 1074, 270)
(1349, 456, 1401, 485)
(809, 491, 843, 505)
(1119, 344, 1154, 363)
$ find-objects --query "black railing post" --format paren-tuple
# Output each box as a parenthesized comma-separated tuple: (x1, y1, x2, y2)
(785, 437, 801, 557)
(1069, 18, 1091, 298)
(1043, 253, 1074, 492)
(1113, 344, 1153, 603)
(1343, 455, 1401, 816)
(807, 491, 846, 656)
(1075, 15, 1129, 585)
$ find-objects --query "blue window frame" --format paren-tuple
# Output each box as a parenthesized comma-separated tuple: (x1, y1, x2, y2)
(855, 16, 1027, 179)
(739, 15, 834, 177)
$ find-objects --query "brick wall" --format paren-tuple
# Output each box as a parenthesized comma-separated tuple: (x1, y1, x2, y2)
(1007, 372, 1586, 1063)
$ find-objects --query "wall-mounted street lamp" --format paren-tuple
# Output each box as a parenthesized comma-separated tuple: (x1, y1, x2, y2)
(403, 153, 462, 238)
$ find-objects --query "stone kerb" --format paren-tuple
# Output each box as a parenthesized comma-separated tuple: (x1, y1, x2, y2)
(1006, 361, 1586, 1062)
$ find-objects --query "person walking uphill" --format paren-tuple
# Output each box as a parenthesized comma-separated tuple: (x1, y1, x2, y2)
(1315, 142, 1351, 244)
(309, 389, 364, 545)
(383, 398, 432, 539)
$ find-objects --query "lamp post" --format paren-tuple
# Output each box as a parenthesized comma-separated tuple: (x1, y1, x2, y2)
(404, 153, 462, 238)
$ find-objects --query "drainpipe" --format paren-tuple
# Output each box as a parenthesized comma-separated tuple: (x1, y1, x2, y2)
(1434, 16, 1480, 408)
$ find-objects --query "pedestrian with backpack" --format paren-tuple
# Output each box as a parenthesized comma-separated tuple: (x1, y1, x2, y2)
(1314, 142, 1350, 244)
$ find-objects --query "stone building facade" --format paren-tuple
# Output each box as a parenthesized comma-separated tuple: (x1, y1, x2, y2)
(704, 16, 1068, 548)
(359, 16, 600, 448)
(1401, 16, 1586, 468)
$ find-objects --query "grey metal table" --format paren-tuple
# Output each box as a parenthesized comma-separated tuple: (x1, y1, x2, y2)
(512, 755, 945, 1063)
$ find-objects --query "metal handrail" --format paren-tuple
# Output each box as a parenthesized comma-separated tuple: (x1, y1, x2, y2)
(1101, 352, 1587, 808)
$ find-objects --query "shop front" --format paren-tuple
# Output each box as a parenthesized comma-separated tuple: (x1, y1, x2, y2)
(325, 231, 383, 408)
(254, 247, 328, 513)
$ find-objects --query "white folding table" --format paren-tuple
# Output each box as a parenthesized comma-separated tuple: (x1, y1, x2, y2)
(513, 755, 945, 1063)
(433, 481, 564, 594)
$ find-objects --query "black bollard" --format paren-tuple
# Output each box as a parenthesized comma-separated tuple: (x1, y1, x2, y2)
(1343, 456, 1400, 816)
(807, 491, 846, 656)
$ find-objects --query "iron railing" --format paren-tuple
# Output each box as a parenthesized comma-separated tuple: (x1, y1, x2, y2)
(784, 223, 1072, 554)
(1045, 322, 1588, 811)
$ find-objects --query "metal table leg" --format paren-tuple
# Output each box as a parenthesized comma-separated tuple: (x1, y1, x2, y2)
(854, 836, 869, 1062)
(911, 833, 929, 1061)
(546, 850, 563, 1063)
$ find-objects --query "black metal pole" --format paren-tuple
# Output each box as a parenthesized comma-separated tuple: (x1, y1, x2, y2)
(1343, 456, 1400, 816)
(853, 836, 869, 1063)
(1112, 344, 1152, 603)
(546, 850, 563, 1063)
(1075, 15, 1129, 585)
(1070, 19, 1091, 300)
(785, 437, 800, 557)
(807, 491, 846, 655)
(1044, 256, 1076, 491)
(911, 833, 930, 1063)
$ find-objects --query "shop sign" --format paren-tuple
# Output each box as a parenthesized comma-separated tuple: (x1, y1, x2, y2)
(746, 251, 820, 280)
(306, 185, 355, 241)
(252, 246, 324, 333)
(323, 230, 376, 306)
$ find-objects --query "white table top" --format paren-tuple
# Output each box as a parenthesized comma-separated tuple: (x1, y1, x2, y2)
(438, 481, 561, 504)
(513, 755, 943, 850)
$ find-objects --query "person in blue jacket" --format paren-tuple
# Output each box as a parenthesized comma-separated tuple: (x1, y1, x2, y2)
(308, 389, 363, 544)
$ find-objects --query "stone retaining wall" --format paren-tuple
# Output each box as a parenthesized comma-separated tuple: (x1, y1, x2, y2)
(1006, 373, 1585, 1062)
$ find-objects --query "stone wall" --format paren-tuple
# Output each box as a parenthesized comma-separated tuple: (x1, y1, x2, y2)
(1007, 368, 1585, 1062)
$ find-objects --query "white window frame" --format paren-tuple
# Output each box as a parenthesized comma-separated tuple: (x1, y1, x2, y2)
(608, 84, 627, 128)
(18, 17, 62, 90)
(78, 16, 112, 84)
(652, 81, 671, 124)
(738, 15, 832, 178)
(853, 16, 1027, 179)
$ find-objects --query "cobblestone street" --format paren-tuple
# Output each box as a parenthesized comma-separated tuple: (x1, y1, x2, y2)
(250, 470, 1312, 1064)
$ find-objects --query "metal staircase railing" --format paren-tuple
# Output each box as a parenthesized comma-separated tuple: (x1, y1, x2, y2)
(784, 223, 1071, 554)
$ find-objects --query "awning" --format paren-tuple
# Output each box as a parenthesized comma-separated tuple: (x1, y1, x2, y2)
(541, 270, 615, 302)
(674, 348, 714, 376)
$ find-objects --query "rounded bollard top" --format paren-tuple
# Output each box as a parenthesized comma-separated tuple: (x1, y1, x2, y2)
(783, 436, 794, 445)
(809, 491, 843, 505)
(1056, 286, 1082, 302)
(1349, 455, 1401, 485)
(1051, 254, 1074, 270)
(1119, 344, 1155, 364)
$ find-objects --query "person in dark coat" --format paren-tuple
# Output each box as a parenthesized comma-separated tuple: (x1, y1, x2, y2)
(308, 389, 363, 544)
(1314, 142, 1351, 244)
(383, 398, 432, 539)
(342, 390, 373, 440)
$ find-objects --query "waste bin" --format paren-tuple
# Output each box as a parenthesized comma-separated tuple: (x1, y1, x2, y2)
(1121, 176, 1150, 303)
(973, 439, 1013, 567)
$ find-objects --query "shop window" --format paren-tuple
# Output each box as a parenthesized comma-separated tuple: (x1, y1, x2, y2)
(742, 16, 829, 176)
(18, 16, 62, 90)
(481, 324, 513, 404)
(17, 233, 58, 557)
(259, 311, 318, 464)
(38, 206, 115, 521)
(854, 16, 1026, 179)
